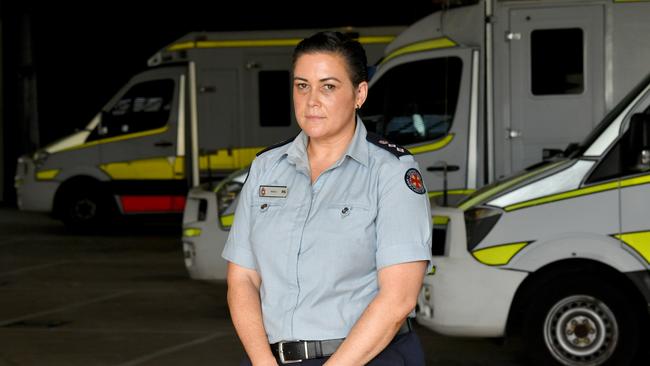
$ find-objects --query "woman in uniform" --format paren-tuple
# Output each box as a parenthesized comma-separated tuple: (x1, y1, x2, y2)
(223, 31, 432, 366)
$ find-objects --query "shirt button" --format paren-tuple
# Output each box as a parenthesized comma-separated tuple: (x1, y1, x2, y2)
(260, 203, 269, 211)
(341, 207, 350, 217)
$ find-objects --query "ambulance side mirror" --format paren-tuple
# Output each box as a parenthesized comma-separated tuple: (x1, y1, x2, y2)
(628, 113, 650, 171)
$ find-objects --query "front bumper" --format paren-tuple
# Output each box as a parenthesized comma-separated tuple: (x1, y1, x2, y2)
(15, 156, 59, 212)
(181, 187, 230, 281)
(416, 206, 527, 337)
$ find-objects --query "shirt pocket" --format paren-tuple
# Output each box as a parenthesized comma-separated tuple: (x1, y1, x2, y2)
(322, 202, 372, 244)
(249, 199, 290, 249)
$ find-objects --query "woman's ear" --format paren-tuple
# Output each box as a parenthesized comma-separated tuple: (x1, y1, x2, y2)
(355, 81, 369, 109)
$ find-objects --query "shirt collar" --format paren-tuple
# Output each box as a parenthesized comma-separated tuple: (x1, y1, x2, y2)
(285, 117, 370, 168)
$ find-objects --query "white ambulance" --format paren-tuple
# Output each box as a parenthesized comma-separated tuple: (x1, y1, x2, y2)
(14, 27, 400, 229)
(418, 74, 650, 365)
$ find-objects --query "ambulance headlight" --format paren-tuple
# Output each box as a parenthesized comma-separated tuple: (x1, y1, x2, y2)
(215, 168, 249, 215)
(32, 150, 49, 167)
(217, 182, 243, 215)
(465, 206, 502, 251)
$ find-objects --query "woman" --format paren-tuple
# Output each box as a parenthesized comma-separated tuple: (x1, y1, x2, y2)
(223, 31, 432, 365)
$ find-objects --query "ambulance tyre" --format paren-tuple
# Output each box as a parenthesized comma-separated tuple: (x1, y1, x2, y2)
(523, 276, 641, 366)
(59, 184, 113, 231)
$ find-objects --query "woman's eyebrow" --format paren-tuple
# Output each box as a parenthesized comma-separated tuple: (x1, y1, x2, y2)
(293, 76, 309, 82)
(319, 77, 341, 83)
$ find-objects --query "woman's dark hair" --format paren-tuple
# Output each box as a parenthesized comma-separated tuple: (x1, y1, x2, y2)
(292, 31, 368, 87)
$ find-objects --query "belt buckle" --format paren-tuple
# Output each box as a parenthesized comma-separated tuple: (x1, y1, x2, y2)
(278, 340, 308, 364)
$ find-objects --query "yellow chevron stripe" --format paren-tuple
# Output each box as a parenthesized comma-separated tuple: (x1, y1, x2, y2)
(100, 157, 182, 180)
(428, 189, 475, 199)
(220, 214, 234, 228)
(35, 169, 60, 180)
(168, 36, 396, 51)
(409, 134, 454, 154)
(615, 231, 650, 263)
(382, 38, 457, 64)
(183, 228, 202, 238)
(472, 242, 529, 266)
(433, 216, 449, 225)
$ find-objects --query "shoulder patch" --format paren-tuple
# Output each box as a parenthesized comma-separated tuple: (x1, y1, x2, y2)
(256, 135, 298, 157)
(405, 168, 426, 194)
(366, 132, 412, 158)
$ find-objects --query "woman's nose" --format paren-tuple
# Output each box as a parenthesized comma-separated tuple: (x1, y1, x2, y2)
(307, 91, 320, 108)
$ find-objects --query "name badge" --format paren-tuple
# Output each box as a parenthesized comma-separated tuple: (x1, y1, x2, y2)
(259, 185, 288, 198)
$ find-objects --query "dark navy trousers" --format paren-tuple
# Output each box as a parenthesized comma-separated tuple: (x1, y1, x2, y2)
(240, 331, 426, 366)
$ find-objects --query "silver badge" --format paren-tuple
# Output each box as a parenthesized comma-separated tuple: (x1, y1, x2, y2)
(259, 185, 288, 198)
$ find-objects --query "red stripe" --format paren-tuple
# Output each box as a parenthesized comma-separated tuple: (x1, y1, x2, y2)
(120, 195, 186, 213)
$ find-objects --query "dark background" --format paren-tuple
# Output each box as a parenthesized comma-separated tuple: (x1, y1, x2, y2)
(0, 0, 461, 202)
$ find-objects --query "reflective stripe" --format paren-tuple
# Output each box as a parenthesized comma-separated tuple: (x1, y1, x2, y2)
(433, 216, 449, 225)
(167, 41, 196, 51)
(472, 242, 530, 266)
(100, 148, 260, 181)
(615, 231, 650, 263)
(101, 157, 184, 180)
(505, 174, 650, 212)
(183, 228, 202, 238)
(120, 195, 186, 213)
(35, 169, 60, 180)
(408, 134, 454, 155)
(381, 38, 457, 64)
(199, 147, 264, 171)
(220, 214, 234, 228)
(458, 160, 565, 211)
(168, 36, 396, 51)
(60, 126, 169, 152)
(428, 189, 475, 199)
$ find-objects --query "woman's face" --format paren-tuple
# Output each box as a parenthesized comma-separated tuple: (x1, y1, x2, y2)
(293, 52, 367, 141)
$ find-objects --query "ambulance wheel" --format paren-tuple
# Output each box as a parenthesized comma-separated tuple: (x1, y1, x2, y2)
(523, 276, 641, 366)
(60, 188, 113, 231)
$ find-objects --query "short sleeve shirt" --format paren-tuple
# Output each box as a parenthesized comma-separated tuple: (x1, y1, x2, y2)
(222, 119, 432, 344)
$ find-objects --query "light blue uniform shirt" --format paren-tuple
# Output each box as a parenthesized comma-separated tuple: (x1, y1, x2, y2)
(222, 119, 432, 344)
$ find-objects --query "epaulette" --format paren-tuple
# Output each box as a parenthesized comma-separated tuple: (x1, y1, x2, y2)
(366, 132, 412, 158)
(256, 135, 297, 157)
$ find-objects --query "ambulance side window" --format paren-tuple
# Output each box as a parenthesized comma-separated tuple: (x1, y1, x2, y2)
(259, 70, 291, 127)
(587, 108, 650, 183)
(89, 79, 174, 141)
(531, 28, 584, 95)
(360, 57, 462, 146)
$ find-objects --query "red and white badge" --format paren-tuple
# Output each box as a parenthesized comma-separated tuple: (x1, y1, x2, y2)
(404, 168, 426, 195)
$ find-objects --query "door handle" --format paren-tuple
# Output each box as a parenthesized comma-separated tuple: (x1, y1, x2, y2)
(154, 140, 173, 147)
(427, 165, 460, 172)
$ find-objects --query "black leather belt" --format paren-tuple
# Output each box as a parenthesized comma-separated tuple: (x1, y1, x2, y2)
(271, 318, 413, 364)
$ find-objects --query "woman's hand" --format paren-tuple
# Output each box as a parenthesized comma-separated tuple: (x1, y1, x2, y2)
(324, 260, 428, 365)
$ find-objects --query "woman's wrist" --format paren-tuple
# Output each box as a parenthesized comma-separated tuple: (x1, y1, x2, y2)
(251, 355, 278, 366)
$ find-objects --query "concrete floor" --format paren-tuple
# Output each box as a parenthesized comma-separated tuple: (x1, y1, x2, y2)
(0, 207, 526, 365)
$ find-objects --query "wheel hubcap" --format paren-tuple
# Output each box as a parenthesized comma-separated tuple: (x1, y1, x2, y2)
(73, 198, 97, 220)
(544, 295, 618, 365)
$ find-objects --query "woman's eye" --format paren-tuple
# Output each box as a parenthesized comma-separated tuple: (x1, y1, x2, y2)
(295, 83, 308, 90)
(323, 84, 335, 91)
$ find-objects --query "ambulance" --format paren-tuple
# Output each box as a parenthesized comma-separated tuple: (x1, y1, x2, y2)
(418, 73, 650, 365)
(182, 0, 650, 281)
(13, 26, 401, 228)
